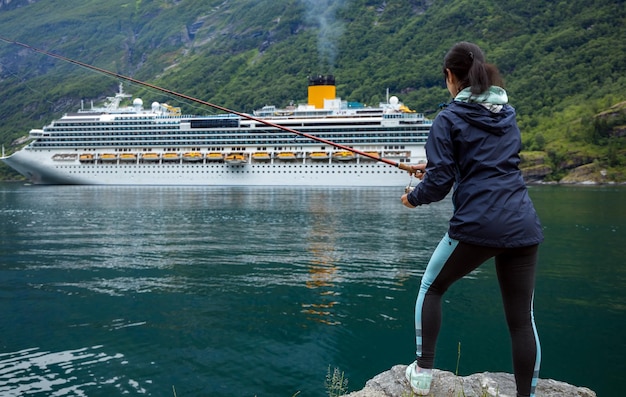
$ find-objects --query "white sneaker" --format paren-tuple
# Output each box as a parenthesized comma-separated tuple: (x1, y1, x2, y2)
(405, 361, 433, 395)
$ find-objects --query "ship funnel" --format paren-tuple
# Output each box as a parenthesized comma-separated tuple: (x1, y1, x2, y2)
(308, 75, 336, 109)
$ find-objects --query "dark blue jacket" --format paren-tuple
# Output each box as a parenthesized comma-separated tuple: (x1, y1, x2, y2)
(407, 100, 543, 248)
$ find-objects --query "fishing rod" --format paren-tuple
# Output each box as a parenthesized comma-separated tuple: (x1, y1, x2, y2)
(0, 36, 418, 174)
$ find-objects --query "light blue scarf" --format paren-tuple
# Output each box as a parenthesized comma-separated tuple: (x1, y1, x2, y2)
(455, 86, 508, 112)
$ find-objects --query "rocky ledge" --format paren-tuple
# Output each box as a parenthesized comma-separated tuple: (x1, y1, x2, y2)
(341, 365, 596, 397)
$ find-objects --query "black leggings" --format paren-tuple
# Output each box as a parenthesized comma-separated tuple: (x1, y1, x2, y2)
(414, 233, 540, 397)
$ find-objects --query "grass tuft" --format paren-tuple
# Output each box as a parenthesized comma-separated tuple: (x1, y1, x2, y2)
(325, 365, 348, 397)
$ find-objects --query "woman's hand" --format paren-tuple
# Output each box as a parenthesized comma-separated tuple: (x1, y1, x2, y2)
(409, 163, 426, 180)
(401, 193, 416, 208)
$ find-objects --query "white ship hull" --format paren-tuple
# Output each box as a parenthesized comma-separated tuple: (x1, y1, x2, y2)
(3, 149, 422, 186)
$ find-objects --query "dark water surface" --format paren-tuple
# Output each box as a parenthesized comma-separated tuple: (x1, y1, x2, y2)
(0, 183, 623, 396)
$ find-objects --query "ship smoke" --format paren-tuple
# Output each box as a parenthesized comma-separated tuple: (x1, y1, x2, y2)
(300, 0, 346, 71)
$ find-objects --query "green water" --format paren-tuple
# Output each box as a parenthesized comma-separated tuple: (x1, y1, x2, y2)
(0, 183, 623, 396)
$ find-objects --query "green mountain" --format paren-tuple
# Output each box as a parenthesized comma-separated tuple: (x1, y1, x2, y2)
(1, 0, 624, 182)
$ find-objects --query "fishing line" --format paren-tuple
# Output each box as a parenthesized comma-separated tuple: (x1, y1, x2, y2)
(0, 60, 58, 106)
(0, 36, 417, 174)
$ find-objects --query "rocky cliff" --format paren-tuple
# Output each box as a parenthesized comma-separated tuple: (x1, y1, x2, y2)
(342, 365, 596, 397)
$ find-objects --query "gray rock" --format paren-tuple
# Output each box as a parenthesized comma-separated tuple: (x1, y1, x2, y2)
(341, 365, 596, 397)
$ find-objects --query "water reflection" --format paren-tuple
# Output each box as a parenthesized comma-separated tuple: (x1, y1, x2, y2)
(303, 194, 341, 325)
(0, 346, 146, 396)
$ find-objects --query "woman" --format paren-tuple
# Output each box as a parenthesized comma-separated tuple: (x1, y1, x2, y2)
(401, 42, 543, 397)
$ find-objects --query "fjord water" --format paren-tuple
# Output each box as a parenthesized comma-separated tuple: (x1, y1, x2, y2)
(0, 183, 623, 397)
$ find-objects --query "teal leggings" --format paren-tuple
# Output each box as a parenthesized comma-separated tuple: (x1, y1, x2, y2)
(414, 233, 541, 397)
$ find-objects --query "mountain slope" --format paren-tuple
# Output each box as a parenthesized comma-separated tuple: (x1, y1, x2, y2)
(0, 0, 624, 181)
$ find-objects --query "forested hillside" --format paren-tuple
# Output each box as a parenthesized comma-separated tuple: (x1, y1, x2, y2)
(0, 0, 624, 182)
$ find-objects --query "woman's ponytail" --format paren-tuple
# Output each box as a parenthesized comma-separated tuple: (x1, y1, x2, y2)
(443, 42, 503, 95)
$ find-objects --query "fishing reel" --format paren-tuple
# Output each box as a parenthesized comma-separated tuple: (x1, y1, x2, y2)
(404, 167, 425, 193)
(405, 173, 416, 194)
(400, 163, 425, 194)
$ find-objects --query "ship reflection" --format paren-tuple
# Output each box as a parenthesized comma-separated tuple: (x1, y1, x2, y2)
(302, 256, 341, 326)
(302, 196, 341, 326)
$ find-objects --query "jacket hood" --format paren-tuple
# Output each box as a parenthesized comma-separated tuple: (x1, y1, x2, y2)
(449, 86, 516, 136)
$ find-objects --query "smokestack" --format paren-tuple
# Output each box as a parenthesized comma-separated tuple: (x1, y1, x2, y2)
(308, 75, 336, 109)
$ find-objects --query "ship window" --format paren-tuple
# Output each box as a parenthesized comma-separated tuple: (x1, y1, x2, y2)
(191, 119, 239, 129)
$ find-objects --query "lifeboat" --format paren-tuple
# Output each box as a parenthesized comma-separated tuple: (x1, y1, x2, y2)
(141, 152, 160, 162)
(252, 152, 271, 161)
(183, 152, 204, 162)
(99, 153, 118, 162)
(224, 153, 246, 164)
(309, 151, 329, 161)
(206, 152, 224, 162)
(332, 151, 355, 161)
(360, 151, 380, 162)
(119, 153, 138, 162)
(162, 152, 180, 162)
(276, 152, 297, 161)
(79, 153, 95, 163)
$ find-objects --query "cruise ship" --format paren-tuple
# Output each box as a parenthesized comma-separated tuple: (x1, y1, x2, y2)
(1, 75, 431, 186)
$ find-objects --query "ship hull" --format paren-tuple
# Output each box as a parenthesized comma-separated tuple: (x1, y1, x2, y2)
(2, 150, 420, 187)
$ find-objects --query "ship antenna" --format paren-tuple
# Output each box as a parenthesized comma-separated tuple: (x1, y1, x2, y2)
(0, 36, 419, 175)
